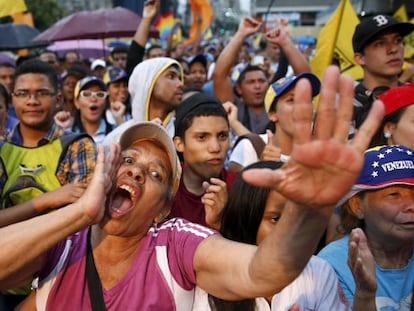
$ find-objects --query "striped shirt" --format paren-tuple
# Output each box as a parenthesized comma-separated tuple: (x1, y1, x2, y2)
(37, 218, 217, 311)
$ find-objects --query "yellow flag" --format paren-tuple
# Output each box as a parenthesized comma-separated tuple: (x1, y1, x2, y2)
(310, 0, 362, 81)
(0, 0, 27, 18)
(203, 27, 213, 41)
(172, 28, 182, 43)
(393, 5, 408, 22)
(394, 5, 414, 56)
(252, 33, 263, 50)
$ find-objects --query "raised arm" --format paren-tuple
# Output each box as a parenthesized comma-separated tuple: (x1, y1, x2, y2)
(0, 181, 87, 228)
(134, 0, 159, 48)
(0, 144, 121, 289)
(126, 0, 159, 76)
(222, 101, 250, 136)
(213, 17, 262, 103)
(265, 20, 310, 76)
(194, 66, 384, 300)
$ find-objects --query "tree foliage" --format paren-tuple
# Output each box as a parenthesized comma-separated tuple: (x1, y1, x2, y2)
(26, 0, 66, 31)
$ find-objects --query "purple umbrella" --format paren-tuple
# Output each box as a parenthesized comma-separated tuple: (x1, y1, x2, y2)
(0, 53, 15, 65)
(33, 7, 159, 42)
(48, 39, 111, 59)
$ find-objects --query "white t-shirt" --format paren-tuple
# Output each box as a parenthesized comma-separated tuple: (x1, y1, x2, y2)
(229, 133, 289, 168)
(271, 256, 350, 311)
(193, 256, 350, 311)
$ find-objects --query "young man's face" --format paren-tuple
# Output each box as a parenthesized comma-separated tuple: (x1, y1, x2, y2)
(174, 115, 229, 180)
(61, 75, 78, 103)
(112, 52, 127, 69)
(64, 52, 79, 70)
(148, 47, 165, 59)
(236, 70, 268, 107)
(355, 32, 405, 79)
(189, 62, 207, 89)
(13, 73, 59, 131)
(39, 52, 60, 73)
(151, 66, 183, 111)
(0, 66, 14, 94)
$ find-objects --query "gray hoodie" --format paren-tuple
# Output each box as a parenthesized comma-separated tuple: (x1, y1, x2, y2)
(104, 57, 183, 145)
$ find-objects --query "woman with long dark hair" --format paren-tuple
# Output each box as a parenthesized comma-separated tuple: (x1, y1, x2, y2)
(193, 161, 349, 311)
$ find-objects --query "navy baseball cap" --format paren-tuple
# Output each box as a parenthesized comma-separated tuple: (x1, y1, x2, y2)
(188, 54, 207, 69)
(353, 15, 414, 53)
(103, 67, 128, 85)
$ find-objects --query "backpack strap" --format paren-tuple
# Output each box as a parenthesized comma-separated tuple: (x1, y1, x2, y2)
(234, 133, 266, 159)
(59, 133, 93, 150)
(57, 133, 94, 164)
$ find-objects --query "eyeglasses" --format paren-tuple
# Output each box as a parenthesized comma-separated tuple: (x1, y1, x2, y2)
(12, 89, 56, 100)
(80, 90, 107, 99)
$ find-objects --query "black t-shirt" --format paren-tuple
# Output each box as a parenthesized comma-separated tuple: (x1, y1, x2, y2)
(353, 83, 373, 130)
(353, 83, 393, 129)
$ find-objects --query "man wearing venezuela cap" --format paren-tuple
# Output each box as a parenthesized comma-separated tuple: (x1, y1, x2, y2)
(319, 144, 414, 310)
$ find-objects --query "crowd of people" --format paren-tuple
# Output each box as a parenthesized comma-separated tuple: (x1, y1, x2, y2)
(0, 0, 414, 310)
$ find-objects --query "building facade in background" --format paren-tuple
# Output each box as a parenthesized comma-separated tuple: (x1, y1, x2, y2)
(57, 0, 111, 14)
(55, 0, 414, 35)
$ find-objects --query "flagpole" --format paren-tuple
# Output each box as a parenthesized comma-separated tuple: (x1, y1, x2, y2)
(328, 0, 346, 69)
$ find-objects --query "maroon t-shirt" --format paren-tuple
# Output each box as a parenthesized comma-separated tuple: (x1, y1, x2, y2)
(169, 169, 238, 227)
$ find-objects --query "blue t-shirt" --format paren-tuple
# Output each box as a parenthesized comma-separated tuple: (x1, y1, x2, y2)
(318, 235, 414, 310)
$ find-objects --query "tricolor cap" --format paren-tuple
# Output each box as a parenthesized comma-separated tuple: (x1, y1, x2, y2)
(103, 67, 128, 85)
(264, 72, 320, 112)
(74, 76, 106, 98)
(337, 145, 414, 207)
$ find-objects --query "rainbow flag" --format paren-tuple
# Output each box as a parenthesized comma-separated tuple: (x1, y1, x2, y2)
(154, 12, 175, 42)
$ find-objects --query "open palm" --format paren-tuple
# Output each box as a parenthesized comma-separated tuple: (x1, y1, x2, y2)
(77, 144, 121, 224)
(243, 66, 384, 208)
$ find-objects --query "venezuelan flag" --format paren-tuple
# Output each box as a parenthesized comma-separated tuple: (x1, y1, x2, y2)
(154, 12, 175, 42)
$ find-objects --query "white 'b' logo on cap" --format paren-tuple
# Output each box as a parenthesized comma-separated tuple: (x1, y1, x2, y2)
(373, 15, 389, 27)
